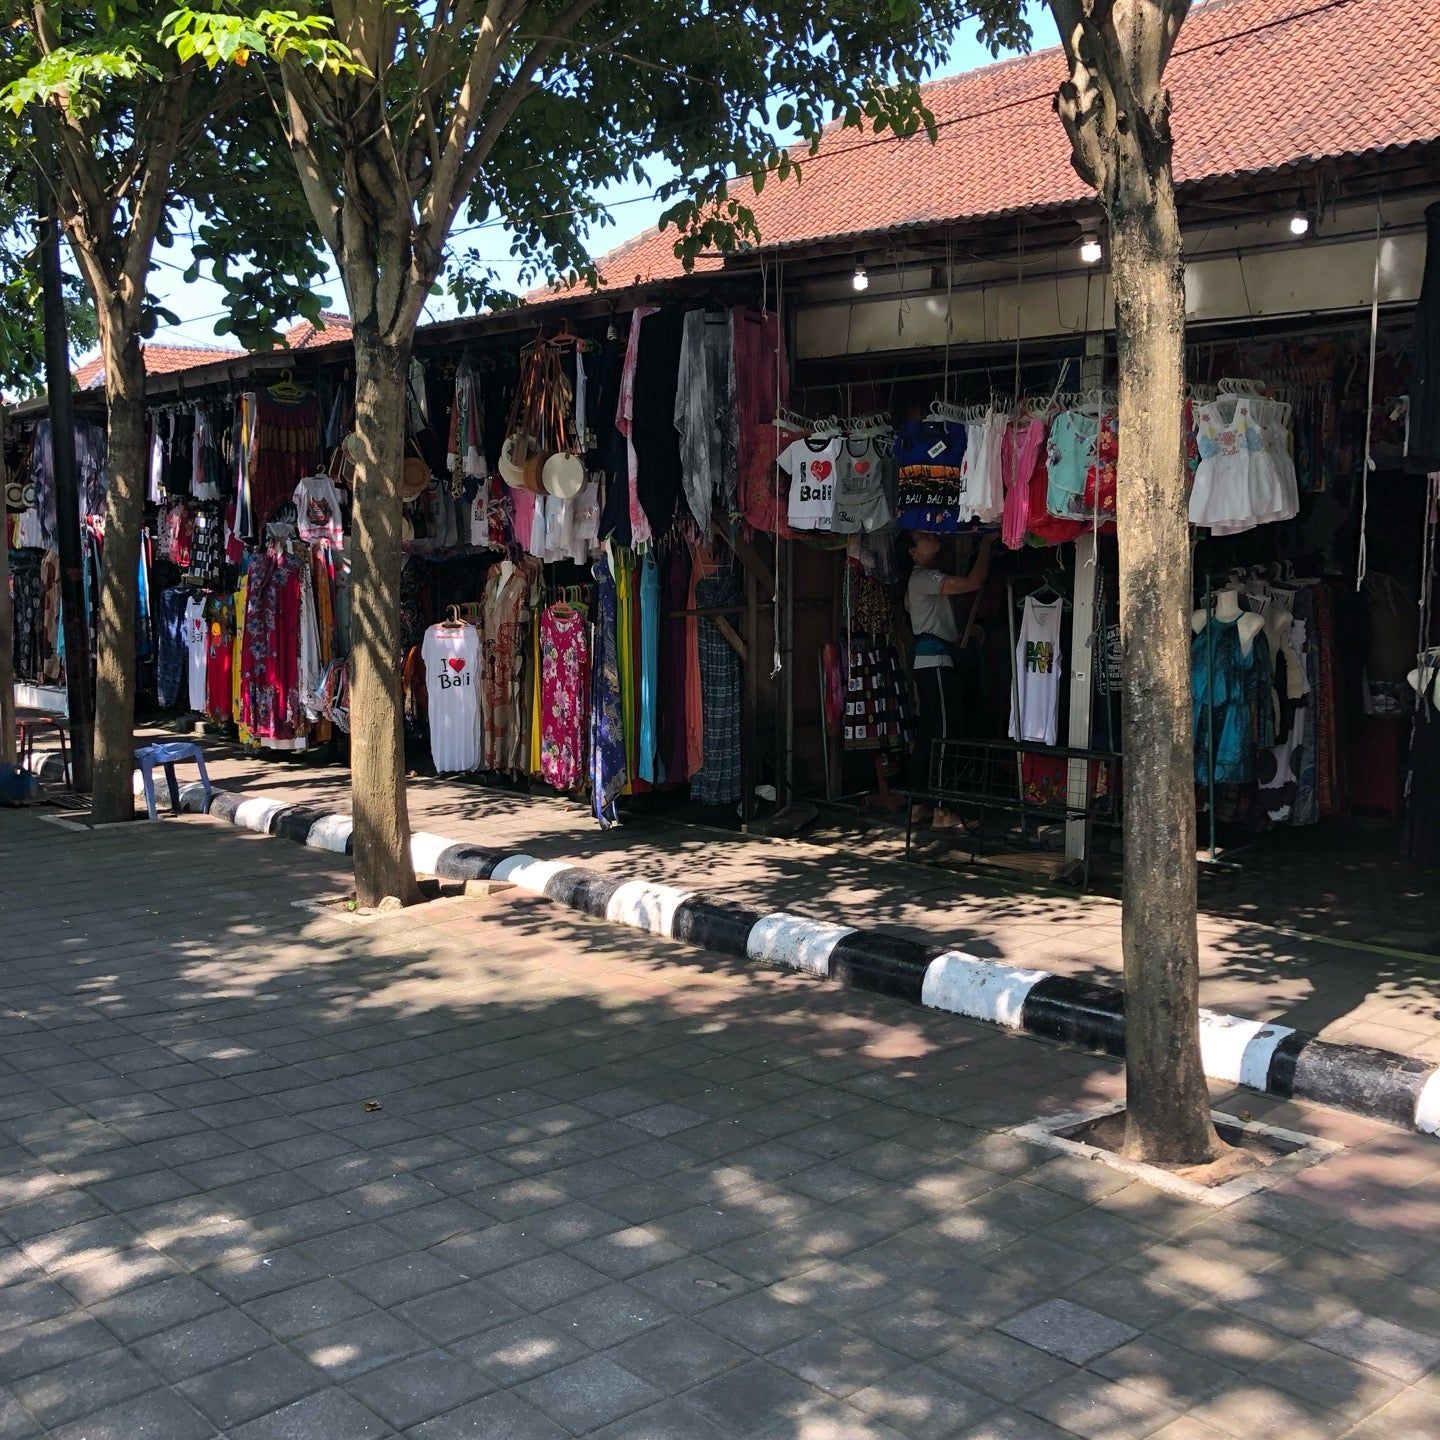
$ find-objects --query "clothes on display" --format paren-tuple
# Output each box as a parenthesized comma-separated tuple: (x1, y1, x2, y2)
(422, 619, 483, 773)
(184, 593, 209, 712)
(1009, 596, 1064, 745)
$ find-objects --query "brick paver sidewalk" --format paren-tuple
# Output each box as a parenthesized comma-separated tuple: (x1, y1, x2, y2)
(3, 806, 1440, 1438)
(165, 736, 1440, 1063)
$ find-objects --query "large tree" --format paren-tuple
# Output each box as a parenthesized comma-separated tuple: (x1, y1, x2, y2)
(3, 3, 337, 820)
(1048, 0, 1220, 1166)
(174, 0, 1032, 906)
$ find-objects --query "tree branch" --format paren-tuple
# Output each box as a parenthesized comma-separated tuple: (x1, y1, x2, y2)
(276, 65, 343, 255)
(441, 0, 603, 238)
(416, 0, 522, 241)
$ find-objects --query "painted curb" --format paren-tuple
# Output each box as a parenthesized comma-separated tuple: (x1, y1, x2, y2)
(153, 779, 1440, 1138)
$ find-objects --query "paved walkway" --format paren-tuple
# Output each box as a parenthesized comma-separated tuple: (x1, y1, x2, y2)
(4, 802, 1440, 1438)
(145, 735, 1440, 1064)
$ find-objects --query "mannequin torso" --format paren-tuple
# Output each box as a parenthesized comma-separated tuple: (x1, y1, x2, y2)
(1191, 589, 1264, 655)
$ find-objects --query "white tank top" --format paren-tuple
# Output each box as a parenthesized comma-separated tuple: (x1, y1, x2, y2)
(1009, 597, 1065, 745)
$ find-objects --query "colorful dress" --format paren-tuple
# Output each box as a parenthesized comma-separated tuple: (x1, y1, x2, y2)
(540, 604, 590, 791)
(590, 557, 626, 824)
(481, 560, 532, 773)
(241, 548, 303, 741)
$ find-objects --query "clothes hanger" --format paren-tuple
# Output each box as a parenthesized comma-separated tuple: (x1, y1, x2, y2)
(439, 604, 466, 630)
(268, 369, 305, 401)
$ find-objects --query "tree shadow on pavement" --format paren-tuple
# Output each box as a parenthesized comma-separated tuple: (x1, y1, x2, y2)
(3, 810, 1438, 1438)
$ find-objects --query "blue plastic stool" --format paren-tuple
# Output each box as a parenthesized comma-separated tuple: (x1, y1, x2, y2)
(134, 742, 213, 821)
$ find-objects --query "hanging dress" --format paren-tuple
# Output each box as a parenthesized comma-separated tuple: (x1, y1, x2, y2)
(540, 603, 590, 791)
(691, 560, 743, 806)
(590, 557, 627, 824)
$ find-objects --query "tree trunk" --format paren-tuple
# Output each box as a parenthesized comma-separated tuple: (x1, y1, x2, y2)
(90, 336, 147, 823)
(0, 427, 16, 767)
(1109, 165, 1222, 1166)
(348, 324, 421, 907)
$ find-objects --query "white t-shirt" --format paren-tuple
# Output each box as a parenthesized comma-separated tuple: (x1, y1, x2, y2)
(779, 436, 840, 532)
(422, 623, 482, 772)
(184, 595, 208, 712)
(1009, 596, 1065, 745)
(294, 473, 344, 548)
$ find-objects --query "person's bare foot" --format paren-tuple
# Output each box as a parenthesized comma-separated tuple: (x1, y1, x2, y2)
(930, 808, 963, 829)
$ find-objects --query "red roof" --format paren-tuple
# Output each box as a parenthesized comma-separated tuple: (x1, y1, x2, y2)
(581, 0, 1440, 290)
(73, 341, 242, 391)
(284, 312, 352, 349)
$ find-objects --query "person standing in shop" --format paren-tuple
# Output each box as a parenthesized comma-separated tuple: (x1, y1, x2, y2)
(904, 529, 997, 827)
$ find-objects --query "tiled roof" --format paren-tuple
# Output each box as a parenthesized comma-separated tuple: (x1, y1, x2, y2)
(579, 0, 1440, 291)
(284, 312, 352, 349)
(72, 341, 243, 391)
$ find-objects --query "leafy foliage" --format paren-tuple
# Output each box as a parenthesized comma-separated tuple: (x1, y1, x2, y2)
(168, 2, 1032, 316)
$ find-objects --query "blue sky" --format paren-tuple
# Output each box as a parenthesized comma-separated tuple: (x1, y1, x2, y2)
(143, 3, 1058, 349)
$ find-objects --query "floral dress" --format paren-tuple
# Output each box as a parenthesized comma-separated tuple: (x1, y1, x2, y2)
(540, 603, 590, 791)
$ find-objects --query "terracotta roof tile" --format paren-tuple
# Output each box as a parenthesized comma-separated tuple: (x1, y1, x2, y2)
(284, 312, 352, 349)
(72, 341, 242, 391)
(579, 0, 1440, 290)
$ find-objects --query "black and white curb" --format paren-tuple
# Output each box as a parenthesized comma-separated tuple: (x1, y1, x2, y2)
(144, 779, 1440, 1138)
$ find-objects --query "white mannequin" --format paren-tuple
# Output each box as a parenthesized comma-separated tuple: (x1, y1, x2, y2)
(1408, 657, 1440, 714)
(1192, 588, 1264, 655)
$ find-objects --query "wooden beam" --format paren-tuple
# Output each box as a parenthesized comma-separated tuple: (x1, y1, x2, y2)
(715, 615, 747, 662)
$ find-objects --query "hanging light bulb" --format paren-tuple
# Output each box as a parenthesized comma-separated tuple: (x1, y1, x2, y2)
(852, 262, 869, 292)
(1078, 232, 1103, 265)
(1288, 197, 1311, 237)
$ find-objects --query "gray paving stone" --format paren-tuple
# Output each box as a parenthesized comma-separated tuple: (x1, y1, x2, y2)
(45, 1385, 218, 1440)
(200, 1250, 326, 1304)
(687, 1357, 824, 1436)
(177, 1344, 327, 1428)
(90, 1274, 227, 1342)
(396, 1277, 526, 1344)
(700, 1288, 827, 1354)
(405, 1388, 568, 1439)
(541, 1280, 671, 1347)
(0, 1314, 114, 1383)
(770, 1328, 909, 1398)
(1308, 1310, 1440, 1382)
(348, 1349, 491, 1429)
(431, 1220, 550, 1277)
(567, 1224, 686, 1280)
(591, 1396, 737, 1440)
(1021, 1371, 1183, 1440)
(134, 1306, 274, 1382)
(343, 1251, 467, 1308)
(848, 1363, 1001, 1439)
(998, 1300, 1140, 1366)
(0, 1278, 77, 1331)
(0, 1387, 41, 1440)
(611, 1317, 749, 1392)
(293, 1309, 430, 1381)
(228, 1386, 395, 1439)
(245, 1278, 372, 1339)
(929, 1330, 1074, 1401)
(518, 1353, 664, 1433)
(9, 1347, 158, 1429)
(488, 1253, 609, 1310)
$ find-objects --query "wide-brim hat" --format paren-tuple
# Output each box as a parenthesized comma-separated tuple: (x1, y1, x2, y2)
(401, 456, 431, 502)
(498, 433, 529, 488)
(542, 451, 585, 500)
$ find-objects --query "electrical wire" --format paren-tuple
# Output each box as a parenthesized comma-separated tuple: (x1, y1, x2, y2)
(446, 0, 1366, 244)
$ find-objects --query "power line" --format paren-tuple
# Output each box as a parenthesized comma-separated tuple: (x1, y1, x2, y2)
(448, 0, 1363, 244)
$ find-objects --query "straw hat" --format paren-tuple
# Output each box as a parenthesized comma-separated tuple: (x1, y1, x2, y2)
(401, 456, 431, 502)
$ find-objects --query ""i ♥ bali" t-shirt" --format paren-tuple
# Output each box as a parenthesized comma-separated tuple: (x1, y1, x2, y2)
(779, 436, 841, 532)
(421, 622, 482, 772)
